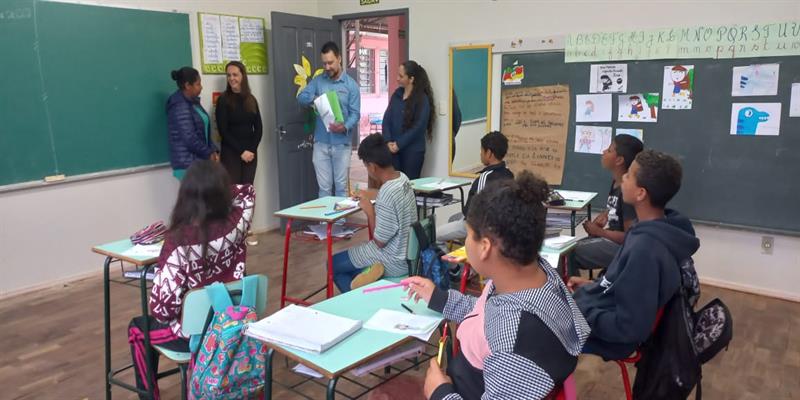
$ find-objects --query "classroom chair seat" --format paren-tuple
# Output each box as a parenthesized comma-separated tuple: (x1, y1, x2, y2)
(143, 274, 269, 400)
(610, 307, 664, 400)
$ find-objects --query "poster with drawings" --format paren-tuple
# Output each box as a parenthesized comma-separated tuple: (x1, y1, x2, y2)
(574, 125, 612, 154)
(576, 94, 612, 122)
(731, 64, 779, 96)
(661, 65, 694, 110)
(616, 128, 644, 143)
(618, 93, 660, 123)
(790, 83, 800, 117)
(589, 64, 627, 93)
(730, 103, 781, 136)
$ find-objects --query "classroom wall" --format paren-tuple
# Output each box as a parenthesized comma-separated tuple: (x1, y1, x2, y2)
(0, 0, 319, 296)
(318, 0, 800, 301)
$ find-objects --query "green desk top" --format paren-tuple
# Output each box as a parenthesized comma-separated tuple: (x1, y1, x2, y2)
(268, 279, 441, 378)
(274, 196, 363, 223)
(550, 190, 599, 211)
(92, 238, 158, 266)
(410, 177, 472, 193)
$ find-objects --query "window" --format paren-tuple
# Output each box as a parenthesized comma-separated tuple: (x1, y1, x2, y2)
(379, 50, 388, 93)
(358, 47, 375, 94)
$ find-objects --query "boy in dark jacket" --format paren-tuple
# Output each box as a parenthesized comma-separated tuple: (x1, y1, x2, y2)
(569, 150, 700, 360)
(438, 131, 514, 242)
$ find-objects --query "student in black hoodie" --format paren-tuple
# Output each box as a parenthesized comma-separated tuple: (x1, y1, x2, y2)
(569, 149, 700, 361)
(437, 131, 514, 243)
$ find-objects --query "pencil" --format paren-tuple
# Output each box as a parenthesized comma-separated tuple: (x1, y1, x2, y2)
(300, 205, 327, 209)
(362, 282, 405, 293)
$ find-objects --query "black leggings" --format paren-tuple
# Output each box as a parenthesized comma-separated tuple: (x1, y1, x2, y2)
(221, 145, 257, 184)
(393, 150, 425, 180)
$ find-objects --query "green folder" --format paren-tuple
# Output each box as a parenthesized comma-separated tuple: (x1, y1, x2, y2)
(324, 90, 345, 124)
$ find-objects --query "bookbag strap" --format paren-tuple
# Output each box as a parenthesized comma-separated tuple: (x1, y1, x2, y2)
(206, 282, 234, 313)
(238, 275, 259, 309)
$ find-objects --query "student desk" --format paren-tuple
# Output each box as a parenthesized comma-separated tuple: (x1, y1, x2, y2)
(548, 190, 598, 236)
(258, 279, 440, 400)
(443, 242, 578, 293)
(274, 196, 367, 308)
(92, 239, 159, 400)
(409, 177, 472, 219)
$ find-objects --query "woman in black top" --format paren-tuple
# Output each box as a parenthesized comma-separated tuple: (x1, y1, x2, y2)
(216, 61, 263, 185)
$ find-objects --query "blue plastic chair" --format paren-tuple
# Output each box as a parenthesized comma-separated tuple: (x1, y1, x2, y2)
(152, 274, 268, 399)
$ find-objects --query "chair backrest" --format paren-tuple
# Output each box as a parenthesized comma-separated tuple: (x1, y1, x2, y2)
(406, 218, 434, 276)
(179, 274, 269, 336)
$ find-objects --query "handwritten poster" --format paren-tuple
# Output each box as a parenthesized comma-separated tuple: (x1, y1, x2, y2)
(199, 13, 268, 74)
(501, 85, 570, 185)
(566, 21, 800, 62)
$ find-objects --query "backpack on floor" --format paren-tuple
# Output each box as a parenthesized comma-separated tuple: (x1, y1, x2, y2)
(189, 276, 266, 399)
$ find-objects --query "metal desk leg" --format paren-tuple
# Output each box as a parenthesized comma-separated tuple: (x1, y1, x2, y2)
(326, 222, 334, 298)
(281, 219, 293, 308)
(264, 348, 275, 400)
(326, 377, 339, 400)
(570, 211, 576, 236)
(104, 256, 112, 400)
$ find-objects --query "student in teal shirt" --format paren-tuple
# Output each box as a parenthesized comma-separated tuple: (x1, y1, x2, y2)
(297, 41, 361, 197)
(166, 67, 218, 180)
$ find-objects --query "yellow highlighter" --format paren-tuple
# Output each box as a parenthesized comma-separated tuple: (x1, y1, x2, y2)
(437, 323, 449, 365)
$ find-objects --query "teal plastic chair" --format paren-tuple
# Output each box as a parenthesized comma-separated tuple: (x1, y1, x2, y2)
(152, 274, 269, 399)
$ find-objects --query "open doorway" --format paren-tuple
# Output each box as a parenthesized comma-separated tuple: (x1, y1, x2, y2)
(337, 12, 408, 190)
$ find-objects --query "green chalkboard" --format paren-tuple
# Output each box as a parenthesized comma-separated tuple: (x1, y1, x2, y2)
(452, 47, 489, 121)
(502, 52, 800, 233)
(0, 1, 191, 186)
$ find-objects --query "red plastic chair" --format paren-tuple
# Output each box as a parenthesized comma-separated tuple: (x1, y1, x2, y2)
(613, 307, 665, 400)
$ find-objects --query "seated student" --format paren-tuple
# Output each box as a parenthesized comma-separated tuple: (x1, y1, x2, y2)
(573, 134, 643, 273)
(332, 133, 417, 292)
(569, 150, 699, 361)
(437, 131, 514, 243)
(128, 160, 255, 397)
(405, 171, 590, 400)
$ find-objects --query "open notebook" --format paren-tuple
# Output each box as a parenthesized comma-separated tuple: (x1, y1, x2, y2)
(245, 305, 362, 353)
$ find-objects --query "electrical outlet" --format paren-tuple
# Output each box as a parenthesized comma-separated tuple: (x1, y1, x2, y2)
(761, 236, 774, 255)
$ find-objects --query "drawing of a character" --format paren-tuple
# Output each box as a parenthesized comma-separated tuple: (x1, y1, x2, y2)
(629, 96, 643, 118)
(584, 100, 594, 117)
(579, 129, 595, 152)
(671, 65, 691, 97)
(600, 74, 612, 92)
(736, 107, 769, 135)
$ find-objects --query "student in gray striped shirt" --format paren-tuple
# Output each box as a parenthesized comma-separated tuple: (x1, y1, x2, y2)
(331, 133, 417, 292)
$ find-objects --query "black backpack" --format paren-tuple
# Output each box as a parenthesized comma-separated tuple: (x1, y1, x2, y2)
(632, 258, 733, 399)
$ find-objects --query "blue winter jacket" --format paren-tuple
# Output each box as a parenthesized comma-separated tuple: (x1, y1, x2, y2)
(166, 90, 217, 170)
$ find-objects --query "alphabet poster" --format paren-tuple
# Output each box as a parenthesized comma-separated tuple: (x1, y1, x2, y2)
(730, 103, 781, 136)
(661, 65, 694, 110)
(589, 64, 627, 93)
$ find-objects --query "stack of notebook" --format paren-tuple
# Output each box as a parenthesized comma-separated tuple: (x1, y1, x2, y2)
(245, 305, 362, 353)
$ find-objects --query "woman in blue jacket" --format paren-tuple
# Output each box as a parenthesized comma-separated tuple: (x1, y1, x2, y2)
(382, 61, 435, 179)
(166, 67, 218, 180)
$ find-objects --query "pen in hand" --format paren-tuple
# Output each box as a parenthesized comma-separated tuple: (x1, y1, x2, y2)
(401, 303, 414, 314)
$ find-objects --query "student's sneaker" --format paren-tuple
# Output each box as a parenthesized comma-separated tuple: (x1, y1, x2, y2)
(246, 231, 259, 246)
(350, 263, 384, 290)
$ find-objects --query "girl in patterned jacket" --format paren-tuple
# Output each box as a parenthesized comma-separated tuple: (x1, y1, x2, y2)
(128, 160, 255, 399)
(405, 171, 590, 400)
